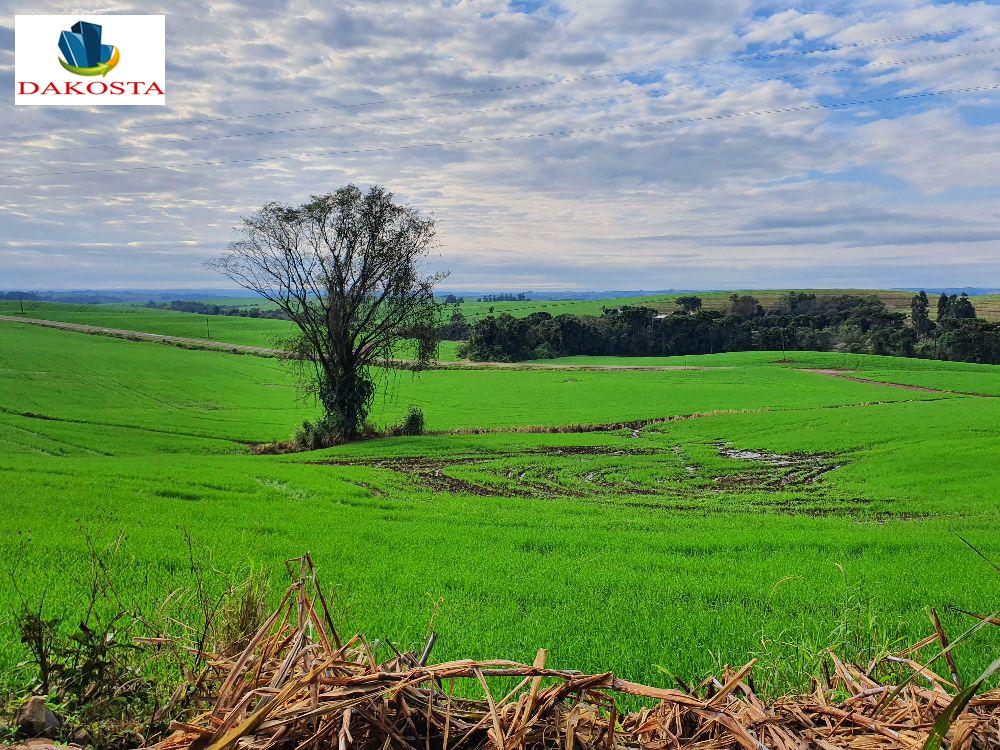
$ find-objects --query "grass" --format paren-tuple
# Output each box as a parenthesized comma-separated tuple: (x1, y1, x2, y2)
(0, 300, 295, 348)
(0, 325, 956, 440)
(1, 321, 999, 697)
(532, 351, 1000, 395)
(0, 301, 466, 360)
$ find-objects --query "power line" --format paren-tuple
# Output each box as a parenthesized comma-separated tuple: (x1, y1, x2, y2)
(20, 46, 1000, 155)
(17, 83, 999, 179)
(2, 20, 998, 143)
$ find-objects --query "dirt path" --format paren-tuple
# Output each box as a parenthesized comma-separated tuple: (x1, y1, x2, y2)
(0, 314, 288, 356)
(798, 368, 996, 397)
(0, 315, 711, 372)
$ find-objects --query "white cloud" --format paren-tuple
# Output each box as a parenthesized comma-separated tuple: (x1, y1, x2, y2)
(0, 0, 999, 289)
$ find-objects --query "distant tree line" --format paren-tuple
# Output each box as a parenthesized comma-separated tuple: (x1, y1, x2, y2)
(143, 299, 288, 319)
(478, 292, 528, 302)
(1, 290, 126, 304)
(456, 291, 1000, 365)
(1, 291, 40, 301)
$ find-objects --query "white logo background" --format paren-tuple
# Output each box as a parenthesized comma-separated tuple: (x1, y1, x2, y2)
(14, 15, 166, 106)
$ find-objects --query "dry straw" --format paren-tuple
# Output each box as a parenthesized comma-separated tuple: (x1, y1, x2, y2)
(149, 557, 1000, 750)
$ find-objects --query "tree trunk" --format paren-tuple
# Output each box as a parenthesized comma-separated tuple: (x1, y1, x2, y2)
(318, 359, 373, 442)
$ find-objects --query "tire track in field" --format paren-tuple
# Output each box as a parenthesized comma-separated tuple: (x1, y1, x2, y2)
(0, 418, 113, 456)
(434, 394, 957, 438)
(0, 404, 252, 446)
(441, 408, 773, 436)
(308, 442, 894, 518)
(798, 368, 997, 398)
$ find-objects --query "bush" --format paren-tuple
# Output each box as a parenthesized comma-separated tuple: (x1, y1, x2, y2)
(292, 419, 337, 450)
(399, 406, 425, 436)
(282, 409, 424, 452)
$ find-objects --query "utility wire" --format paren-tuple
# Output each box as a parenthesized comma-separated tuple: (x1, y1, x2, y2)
(20, 46, 1000, 154)
(17, 83, 1000, 179)
(2, 20, 998, 143)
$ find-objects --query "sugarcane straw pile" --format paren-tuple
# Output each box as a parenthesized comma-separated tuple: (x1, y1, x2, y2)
(150, 558, 1000, 750)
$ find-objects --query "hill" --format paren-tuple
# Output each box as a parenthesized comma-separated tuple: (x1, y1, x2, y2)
(1, 319, 999, 697)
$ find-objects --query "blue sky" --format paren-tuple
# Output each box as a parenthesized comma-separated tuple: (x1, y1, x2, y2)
(1, 0, 1000, 290)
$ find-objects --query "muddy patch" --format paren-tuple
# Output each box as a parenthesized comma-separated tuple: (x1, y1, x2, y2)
(713, 442, 840, 491)
(316, 455, 518, 497)
(312, 445, 662, 499)
(532, 445, 654, 457)
(304, 446, 904, 519)
(717, 445, 830, 467)
(310, 439, 846, 501)
(671, 445, 698, 474)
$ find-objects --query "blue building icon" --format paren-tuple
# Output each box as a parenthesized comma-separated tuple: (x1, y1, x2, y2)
(59, 21, 115, 69)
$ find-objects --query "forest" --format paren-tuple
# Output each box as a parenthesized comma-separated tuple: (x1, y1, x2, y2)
(457, 291, 1000, 364)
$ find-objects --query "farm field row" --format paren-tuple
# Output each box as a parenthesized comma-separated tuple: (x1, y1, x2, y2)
(1, 322, 999, 696)
(535, 351, 1000, 395)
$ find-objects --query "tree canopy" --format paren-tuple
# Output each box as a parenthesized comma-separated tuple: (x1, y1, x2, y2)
(458, 291, 1000, 365)
(209, 184, 444, 442)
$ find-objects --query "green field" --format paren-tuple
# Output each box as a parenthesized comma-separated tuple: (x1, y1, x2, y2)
(1, 320, 999, 696)
(0, 301, 295, 348)
(0, 301, 467, 360)
(447, 290, 1000, 323)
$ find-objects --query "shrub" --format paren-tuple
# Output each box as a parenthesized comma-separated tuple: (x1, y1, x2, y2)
(398, 406, 425, 436)
(292, 420, 319, 450)
(292, 419, 337, 450)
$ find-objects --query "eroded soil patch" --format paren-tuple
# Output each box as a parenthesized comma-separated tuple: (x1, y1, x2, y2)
(713, 442, 840, 492)
(310, 440, 855, 515)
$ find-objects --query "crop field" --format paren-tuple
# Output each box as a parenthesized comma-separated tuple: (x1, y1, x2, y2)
(2, 318, 1000, 697)
(0, 300, 295, 348)
(448, 289, 1000, 323)
(0, 301, 468, 360)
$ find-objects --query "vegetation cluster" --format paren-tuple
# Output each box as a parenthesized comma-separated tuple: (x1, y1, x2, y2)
(458, 291, 1000, 364)
(476, 292, 528, 302)
(141, 299, 287, 320)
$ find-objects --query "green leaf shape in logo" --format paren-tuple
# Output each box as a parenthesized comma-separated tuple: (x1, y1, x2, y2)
(59, 46, 120, 77)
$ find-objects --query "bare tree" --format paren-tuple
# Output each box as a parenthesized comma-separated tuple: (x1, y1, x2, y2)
(208, 185, 444, 442)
